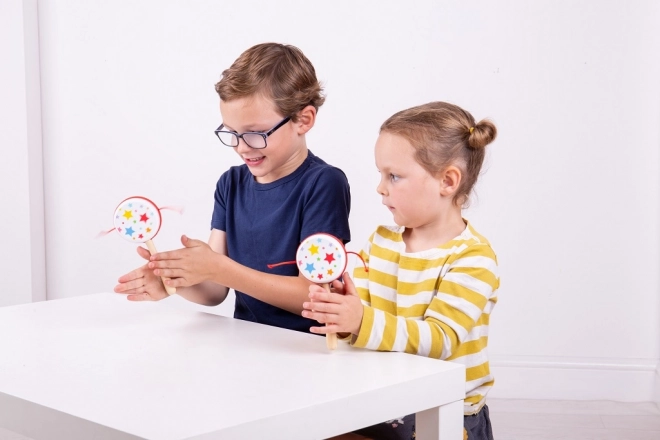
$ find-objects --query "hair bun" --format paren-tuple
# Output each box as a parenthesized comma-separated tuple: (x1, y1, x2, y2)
(468, 119, 497, 149)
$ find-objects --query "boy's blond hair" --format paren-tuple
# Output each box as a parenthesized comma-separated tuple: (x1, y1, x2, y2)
(215, 43, 325, 122)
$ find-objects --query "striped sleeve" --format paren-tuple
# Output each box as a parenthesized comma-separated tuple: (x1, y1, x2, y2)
(352, 233, 374, 307)
(352, 243, 499, 359)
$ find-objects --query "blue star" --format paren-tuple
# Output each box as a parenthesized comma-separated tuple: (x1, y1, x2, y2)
(125, 226, 135, 236)
(305, 263, 315, 274)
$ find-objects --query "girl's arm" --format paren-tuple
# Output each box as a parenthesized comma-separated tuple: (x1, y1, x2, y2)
(353, 244, 499, 359)
(302, 244, 499, 359)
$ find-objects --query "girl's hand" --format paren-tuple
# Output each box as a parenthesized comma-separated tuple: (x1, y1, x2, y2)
(114, 246, 169, 301)
(302, 273, 364, 335)
(147, 235, 219, 288)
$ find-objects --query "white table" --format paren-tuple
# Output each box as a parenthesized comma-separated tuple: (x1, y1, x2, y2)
(0, 293, 464, 440)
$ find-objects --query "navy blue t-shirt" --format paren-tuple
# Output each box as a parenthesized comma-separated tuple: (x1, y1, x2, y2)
(211, 150, 351, 333)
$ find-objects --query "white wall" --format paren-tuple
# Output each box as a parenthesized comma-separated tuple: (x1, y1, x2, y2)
(4, 0, 660, 402)
(0, 0, 46, 305)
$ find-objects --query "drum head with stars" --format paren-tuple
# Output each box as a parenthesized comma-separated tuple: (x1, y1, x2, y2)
(296, 233, 347, 283)
(113, 196, 161, 243)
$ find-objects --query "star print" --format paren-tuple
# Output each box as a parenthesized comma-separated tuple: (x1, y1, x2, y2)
(123, 210, 133, 220)
(138, 234, 144, 239)
(317, 273, 324, 280)
(309, 244, 319, 255)
(305, 263, 315, 274)
(327, 269, 333, 276)
(324, 253, 335, 264)
(139, 213, 149, 222)
(125, 226, 135, 236)
(146, 227, 151, 233)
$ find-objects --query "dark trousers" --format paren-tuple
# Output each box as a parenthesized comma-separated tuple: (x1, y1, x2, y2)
(353, 404, 494, 440)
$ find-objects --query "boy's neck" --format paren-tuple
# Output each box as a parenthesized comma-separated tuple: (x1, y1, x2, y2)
(255, 147, 309, 184)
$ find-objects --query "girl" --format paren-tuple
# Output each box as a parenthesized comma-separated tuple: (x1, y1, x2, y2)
(302, 101, 498, 440)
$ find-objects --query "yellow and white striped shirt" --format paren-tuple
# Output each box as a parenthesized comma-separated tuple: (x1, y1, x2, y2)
(351, 221, 499, 415)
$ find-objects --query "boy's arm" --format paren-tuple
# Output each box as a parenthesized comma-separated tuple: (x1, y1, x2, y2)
(207, 254, 314, 314)
(172, 229, 229, 306)
(115, 230, 230, 306)
(150, 229, 314, 314)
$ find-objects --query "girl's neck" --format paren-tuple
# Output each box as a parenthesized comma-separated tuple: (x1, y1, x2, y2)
(402, 208, 466, 253)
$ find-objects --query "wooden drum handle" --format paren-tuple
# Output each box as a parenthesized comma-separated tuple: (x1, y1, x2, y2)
(322, 283, 337, 350)
(145, 240, 176, 295)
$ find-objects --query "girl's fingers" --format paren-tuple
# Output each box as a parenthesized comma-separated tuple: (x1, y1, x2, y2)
(302, 301, 339, 313)
(309, 324, 341, 334)
(301, 310, 339, 324)
(308, 289, 343, 303)
(341, 272, 358, 296)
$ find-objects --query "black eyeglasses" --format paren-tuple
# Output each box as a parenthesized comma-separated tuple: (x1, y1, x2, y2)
(214, 116, 291, 149)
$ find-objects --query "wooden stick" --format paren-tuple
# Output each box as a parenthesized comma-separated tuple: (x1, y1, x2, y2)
(145, 240, 176, 295)
(322, 283, 337, 350)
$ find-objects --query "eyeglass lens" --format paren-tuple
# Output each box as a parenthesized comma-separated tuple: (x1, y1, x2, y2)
(217, 132, 267, 149)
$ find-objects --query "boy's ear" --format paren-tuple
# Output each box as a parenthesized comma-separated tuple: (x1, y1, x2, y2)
(295, 105, 316, 135)
(439, 166, 462, 197)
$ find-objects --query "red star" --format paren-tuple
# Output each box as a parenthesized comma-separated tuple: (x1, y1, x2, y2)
(324, 253, 335, 264)
(139, 213, 149, 223)
(138, 234, 144, 239)
(317, 273, 324, 280)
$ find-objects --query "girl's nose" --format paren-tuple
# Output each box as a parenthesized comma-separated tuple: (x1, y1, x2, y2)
(376, 180, 387, 196)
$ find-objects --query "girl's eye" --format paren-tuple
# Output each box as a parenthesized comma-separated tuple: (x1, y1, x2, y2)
(390, 174, 400, 182)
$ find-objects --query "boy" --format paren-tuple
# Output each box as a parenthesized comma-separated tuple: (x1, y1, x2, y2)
(115, 43, 351, 333)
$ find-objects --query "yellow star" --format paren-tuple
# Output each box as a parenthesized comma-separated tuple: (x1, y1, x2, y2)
(123, 210, 133, 220)
(309, 244, 319, 255)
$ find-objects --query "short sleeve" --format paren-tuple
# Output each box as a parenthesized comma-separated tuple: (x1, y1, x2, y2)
(211, 172, 229, 231)
(300, 167, 351, 244)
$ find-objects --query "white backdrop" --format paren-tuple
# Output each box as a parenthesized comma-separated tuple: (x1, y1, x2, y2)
(2, 0, 660, 402)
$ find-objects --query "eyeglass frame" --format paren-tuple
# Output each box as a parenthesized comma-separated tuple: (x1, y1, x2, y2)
(214, 116, 291, 149)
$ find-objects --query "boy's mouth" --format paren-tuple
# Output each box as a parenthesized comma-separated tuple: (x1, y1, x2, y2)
(244, 156, 265, 166)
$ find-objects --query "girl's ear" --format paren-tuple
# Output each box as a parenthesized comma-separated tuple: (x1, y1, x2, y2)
(295, 105, 317, 135)
(439, 166, 462, 197)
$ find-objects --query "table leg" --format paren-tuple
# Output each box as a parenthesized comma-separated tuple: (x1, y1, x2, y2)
(416, 399, 463, 440)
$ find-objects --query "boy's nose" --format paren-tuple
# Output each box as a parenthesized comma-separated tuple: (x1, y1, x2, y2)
(234, 138, 252, 153)
(376, 181, 387, 196)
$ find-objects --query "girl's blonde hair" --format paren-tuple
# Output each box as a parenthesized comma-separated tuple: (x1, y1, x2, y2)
(380, 101, 497, 206)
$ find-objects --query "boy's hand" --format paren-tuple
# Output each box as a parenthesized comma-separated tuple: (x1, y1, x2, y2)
(302, 273, 364, 335)
(114, 246, 169, 301)
(147, 235, 218, 288)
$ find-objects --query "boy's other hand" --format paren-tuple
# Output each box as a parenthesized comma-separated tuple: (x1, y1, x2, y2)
(114, 246, 169, 301)
(147, 235, 218, 288)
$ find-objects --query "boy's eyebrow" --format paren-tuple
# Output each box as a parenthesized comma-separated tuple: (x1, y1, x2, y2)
(220, 122, 268, 132)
